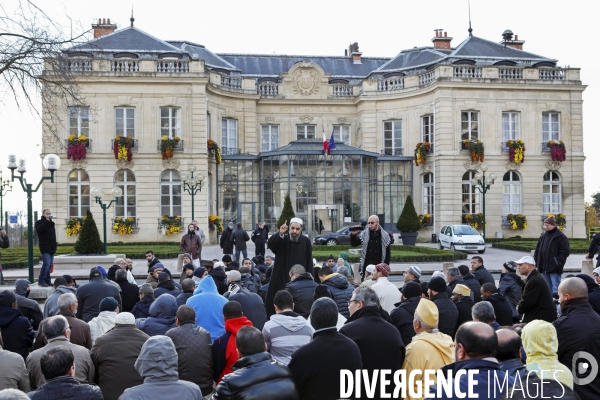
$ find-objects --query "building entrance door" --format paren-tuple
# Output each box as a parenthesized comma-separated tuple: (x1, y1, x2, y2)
(238, 203, 256, 231)
(307, 204, 344, 241)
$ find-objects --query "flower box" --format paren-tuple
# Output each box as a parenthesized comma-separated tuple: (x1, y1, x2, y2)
(546, 140, 566, 162)
(462, 140, 484, 162)
(506, 139, 525, 164)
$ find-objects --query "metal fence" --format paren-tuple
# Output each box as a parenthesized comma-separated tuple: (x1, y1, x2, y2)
(3, 211, 37, 248)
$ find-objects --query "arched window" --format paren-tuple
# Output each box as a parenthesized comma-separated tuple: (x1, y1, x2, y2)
(114, 170, 136, 218)
(543, 171, 562, 213)
(68, 169, 90, 217)
(160, 170, 181, 216)
(502, 171, 522, 215)
(462, 171, 479, 222)
(422, 173, 434, 218)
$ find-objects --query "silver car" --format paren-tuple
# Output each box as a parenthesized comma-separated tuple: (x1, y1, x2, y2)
(438, 225, 486, 253)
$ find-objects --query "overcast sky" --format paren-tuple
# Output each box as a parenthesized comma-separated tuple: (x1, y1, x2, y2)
(1, 0, 597, 219)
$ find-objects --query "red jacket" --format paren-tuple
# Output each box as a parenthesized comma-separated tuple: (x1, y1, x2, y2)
(212, 316, 253, 382)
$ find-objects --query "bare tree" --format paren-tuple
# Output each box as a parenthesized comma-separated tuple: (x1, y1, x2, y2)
(0, 0, 90, 150)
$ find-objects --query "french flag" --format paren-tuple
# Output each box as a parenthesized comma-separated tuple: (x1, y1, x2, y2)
(322, 130, 329, 155)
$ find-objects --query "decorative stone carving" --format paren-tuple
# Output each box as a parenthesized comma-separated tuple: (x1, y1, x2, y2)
(505, 161, 521, 171)
(162, 159, 180, 170)
(265, 116, 274, 123)
(465, 101, 477, 110)
(116, 159, 134, 170)
(68, 159, 88, 169)
(337, 117, 347, 124)
(463, 161, 481, 171)
(298, 115, 314, 124)
(292, 64, 319, 96)
(545, 161, 562, 171)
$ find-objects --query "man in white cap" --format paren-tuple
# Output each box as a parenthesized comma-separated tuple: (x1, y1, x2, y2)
(360, 264, 377, 287)
(350, 215, 391, 280)
(515, 255, 557, 323)
(266, 218, 313, 317)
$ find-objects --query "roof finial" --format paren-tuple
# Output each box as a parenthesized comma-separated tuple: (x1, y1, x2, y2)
(130, 6, 135, 27)
(468, 0, 473, 36)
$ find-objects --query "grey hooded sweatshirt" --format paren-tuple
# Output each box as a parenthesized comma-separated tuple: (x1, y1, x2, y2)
(43, 285, 77, 318)
(262, 311, 314, 365)
(119, 335, 202, 400)
(14, 279, 43, 330)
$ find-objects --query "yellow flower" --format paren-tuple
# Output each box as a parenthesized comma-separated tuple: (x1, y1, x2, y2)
(68, 134, 76, 141)
(79, 135, 88, 141)
(161, 136, 168, 141)
(173, 136, 181, 142)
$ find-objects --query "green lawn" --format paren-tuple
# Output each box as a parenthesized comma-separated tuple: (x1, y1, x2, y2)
(492, 240, 589, 253)
(313, 245, 467, 263)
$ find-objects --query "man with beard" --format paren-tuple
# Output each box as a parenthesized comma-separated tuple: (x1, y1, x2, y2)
(266, 218, 312, 317)
(350, 215, 391, 279)
(180, 223, 202, 269)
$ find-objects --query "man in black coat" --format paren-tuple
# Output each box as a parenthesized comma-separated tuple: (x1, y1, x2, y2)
(14, 279, 43, 330)
(115, 269, 139, 312)
(350, 215, 391, 278)
(471, 256, 495, 286)
(390, 282, 421, 346)
(251, 222, 268, 258)
(76, 268, 122, 322)
(554, 277, 600, 399)
(266, 218, 313, 317)
(154, 272, 182, 298)
(586, 232, 600, 267)
(481, 283, 514, 326)
(515, 256, 557, 323)
(0, 290, 35, 360)
(427, 277, 459, 338)
(576, 273, 600, 315)
(340, 287, 404, 400)
(232, 222, 250, 262)
(534, 216, 570, 294)
(131, 284, 155, 319)
(208, 263, 228, 295)
(226, 270, 268, 331)
(177, 279, 195, 307)
(145, 250, 161, 273)
(457, 264, 482, 303)
(289, 298, 362, 400)
(451, 284, 474, 328)
(34, 209, 57, 287)
(220, 222, 234, 257)
(286, 264, 318, 318)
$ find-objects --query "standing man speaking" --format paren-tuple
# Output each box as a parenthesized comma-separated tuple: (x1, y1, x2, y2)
(266, 218, 312, 317)
(35, 209, 57, 287)
(350, 215, 391, 280)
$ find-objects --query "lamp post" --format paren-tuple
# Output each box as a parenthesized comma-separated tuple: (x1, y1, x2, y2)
(470, 164, 497, 239)
(0, 170, 13, 226)
(91, 186, 123, 255)
(7, 154, 61, 283)
(180, 165, 204, 221)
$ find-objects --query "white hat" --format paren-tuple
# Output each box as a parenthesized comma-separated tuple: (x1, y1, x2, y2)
(365, 264, 376, 274)
(593, 267, 600, 276)
(290, 217, 303, 226)
(114, 312, 135, 325)
(514, 256, 536, 266)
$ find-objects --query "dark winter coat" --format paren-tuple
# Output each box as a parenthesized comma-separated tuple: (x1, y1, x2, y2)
(498, 272, 524, 318)
(0, 305, 35, 359)
(288, 328, 362, 400)
(220, 227, 234, 254)
(286, 273, 318, 318)
(577, 274, 600, 316)
(473, 265, 495, 286)
(240, 273, 258, 293)
(251, 226, 268, 245)
(210, 267, 229, 295)
(117, 277, 140, 312)
(34, 216, 56, 255)
(350, 228, 391, 272)
(454, 297, 474, 328)
(35, 310, 93, 350)
(14, 279, 43, 330)
(228, 289, 268, 331)
(390, 296, 419, 346)
(485, 293, 514, 326)
(340, 306, 404, 400)
(180, 231, 202, 260)
(447, 275, 465, 293)
(131, 295, 155, 319)
(147, 257, 161, 273)
(154, 279, 182, 298)
(231, 228, 250, 251)
(214, 352, 298, 400)
(176, 291, 194, 308)
(517, 269, 557, 323)
(431, 292, 459, 338)
(553, 300, 600, 399)
(107, 265, 121, 282)
(534, 226, 571, 275)
(76, 276, 122, 322)
(27, 376, 103, 400)
(320, 274, 355, 318)
(136, 294, 178, 336)
(461, 273, 482, 303)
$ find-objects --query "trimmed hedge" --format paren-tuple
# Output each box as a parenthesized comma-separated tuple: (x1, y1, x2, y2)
(492, 240, 589, 253)
(313, 245, 467, 263)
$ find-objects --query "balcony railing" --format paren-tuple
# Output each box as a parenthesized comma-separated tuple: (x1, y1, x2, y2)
(61, 59, 92, 72)
(112, 138, 138, 150)
(257, 82, 279, 96)
(541, 141, 552, 152)
(156, 60, 189, 73)
(501, 141, 509, 151)
(65, 139, 92, 150)
(222, 146, 241, 155)
(111, 59, 139, 72)
(157, 217, 185, 231)
(454, 66, 482, 78)
(220, 75, 242, 89)
(501, 215, 511, 227)
(383, 148, 404, 156)
(376, 78, 404, 91)
(419, 71, 435, 85)
(332, 85, 354, 97)
(539, 68, 565, 80)
(156, 139, 184, 151)
(499, 68, 523, 80)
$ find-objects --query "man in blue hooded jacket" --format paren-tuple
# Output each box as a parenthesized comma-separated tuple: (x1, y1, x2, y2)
(187, 275, 228, 341)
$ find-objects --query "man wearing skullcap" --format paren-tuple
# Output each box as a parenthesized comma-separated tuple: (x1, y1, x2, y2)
(402, 299, 454, 400)
(534, 215, 570, 294)
(371, 263, 401, 313)
(360, 264, 377, 287)
(403, 265, 421, 284)
(266, 217, 313, 317)
(451, 284, 473, 328)
(350, 215, 391, 279)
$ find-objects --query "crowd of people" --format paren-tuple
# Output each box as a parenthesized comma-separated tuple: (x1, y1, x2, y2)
(1, 214, 599, 399)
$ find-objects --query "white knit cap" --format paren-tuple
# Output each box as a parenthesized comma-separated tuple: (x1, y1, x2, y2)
(365, 264, 376, 274)
(594, 267, 600, 276)
(290, 217, 303, 226)
(114, 312, 135, 325)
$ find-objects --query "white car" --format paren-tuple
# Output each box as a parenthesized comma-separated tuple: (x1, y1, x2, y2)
(438, 225, 486, 253)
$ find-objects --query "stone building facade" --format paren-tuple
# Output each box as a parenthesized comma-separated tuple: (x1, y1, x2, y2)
(41, 19, 586, 243)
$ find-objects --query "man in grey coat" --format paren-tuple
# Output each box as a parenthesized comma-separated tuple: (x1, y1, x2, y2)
(119, 335, 202, 400)
(42, 277, 77, 319)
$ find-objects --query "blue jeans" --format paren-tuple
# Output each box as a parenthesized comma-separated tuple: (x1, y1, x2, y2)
(40, 253, 54, 285)
(542, 272, 561, 294)
(235, 248, 247, 262)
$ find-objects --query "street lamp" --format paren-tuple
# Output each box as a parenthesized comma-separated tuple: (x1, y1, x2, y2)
(470, 164, 497, 239)
(0, 169, 13, 226)
(180, 165, 204, 221)
(7, 154, 61, 282)
(91, 186, 123, 255)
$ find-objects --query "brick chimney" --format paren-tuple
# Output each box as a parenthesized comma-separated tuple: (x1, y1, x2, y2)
(502, 34, 525, 50)
(348, 42, 362, 64)
(432, 29, 452, 50)
(92, 18, 117, 38)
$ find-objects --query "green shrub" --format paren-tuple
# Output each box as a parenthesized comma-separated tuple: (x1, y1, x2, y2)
(74, 209, 104, 254)
(277, 192, 296, 229)
(396, 195, 421, 232)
